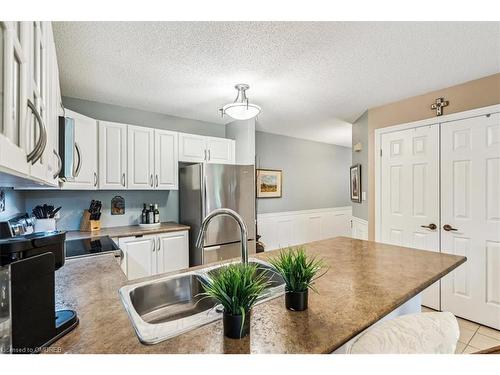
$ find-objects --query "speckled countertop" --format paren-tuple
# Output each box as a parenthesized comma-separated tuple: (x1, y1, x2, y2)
(51, 237, 466, 354)
(65, 222, 190, 241)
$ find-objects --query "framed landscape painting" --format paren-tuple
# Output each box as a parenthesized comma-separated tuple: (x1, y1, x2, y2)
(256, 169, 282, 198)
(350, 164, 362, 203)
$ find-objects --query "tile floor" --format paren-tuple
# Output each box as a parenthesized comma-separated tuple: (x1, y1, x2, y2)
(421, 306, 500, 354)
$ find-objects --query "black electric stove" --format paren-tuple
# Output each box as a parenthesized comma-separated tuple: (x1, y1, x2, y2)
(65, 236, 120, 259)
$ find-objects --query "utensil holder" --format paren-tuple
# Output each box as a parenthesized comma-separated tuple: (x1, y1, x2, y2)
(34, 218, 56, 233)
(80, 210, 101, 232)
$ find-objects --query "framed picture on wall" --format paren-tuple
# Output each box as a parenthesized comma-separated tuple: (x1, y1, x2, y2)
(256, 169, 282, 198)
(350, 164, 362, 203)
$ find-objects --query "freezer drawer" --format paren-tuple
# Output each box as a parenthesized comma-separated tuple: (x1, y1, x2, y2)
(203, 240, 256, 265)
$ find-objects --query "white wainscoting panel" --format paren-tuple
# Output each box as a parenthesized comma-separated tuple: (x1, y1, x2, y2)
(351, 216, 369, 240)
(257, 207, 352, 251)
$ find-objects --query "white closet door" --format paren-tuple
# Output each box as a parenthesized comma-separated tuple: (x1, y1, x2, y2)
(441, 113, 500, 329)
(128, 125, 154, 189)
(380, 125, 440, 309)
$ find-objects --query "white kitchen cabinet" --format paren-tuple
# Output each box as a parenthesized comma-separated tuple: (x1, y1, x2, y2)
(156, 231, 189, 274)
(119, 230, 189, 280)
(178, 133, 207, 162)
(0, 21, 60, 187)
(206, 136, 235, 164)
(178, 133, 235, 164)
(0, 22, 31, 177)
(127, 125, 154, 189)
(98, 121, 127, 189)
(154, 129, 178, 190)
(119, 235, 156, 280)
(61, 109, 98, 189)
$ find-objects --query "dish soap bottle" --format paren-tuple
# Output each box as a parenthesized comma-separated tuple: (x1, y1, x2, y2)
(154, 204, 160, 224)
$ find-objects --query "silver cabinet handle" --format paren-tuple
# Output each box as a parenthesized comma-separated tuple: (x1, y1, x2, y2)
(204, 149, 207, 161)
(150, 174, 153, 187)
(74, 142, 82, 177)
(121, 172, 126, 187)
(155, 174, 158, 188)
(157, 238, 160, 252)
(93, 171, 98, 187)
(152, 239, 155, 252)
(53, 149, 62, 179)
(207, 149, 211, 161)
(26, 99, 47, 164)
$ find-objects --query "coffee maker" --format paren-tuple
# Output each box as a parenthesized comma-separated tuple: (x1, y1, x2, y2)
(0, 214, 78, 354)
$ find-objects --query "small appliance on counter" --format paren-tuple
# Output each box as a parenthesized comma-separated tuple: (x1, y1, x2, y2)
(0, 213, 78, 354)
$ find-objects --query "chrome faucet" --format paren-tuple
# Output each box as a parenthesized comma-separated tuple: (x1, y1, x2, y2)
(195, 208, 249, 264)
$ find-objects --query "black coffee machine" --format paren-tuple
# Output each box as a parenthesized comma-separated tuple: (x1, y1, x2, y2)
(0, 214, 78, 354)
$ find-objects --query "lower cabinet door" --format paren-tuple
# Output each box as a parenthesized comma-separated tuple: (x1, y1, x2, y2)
(119, 235, 156, 280)
(157, 231, 189, 274)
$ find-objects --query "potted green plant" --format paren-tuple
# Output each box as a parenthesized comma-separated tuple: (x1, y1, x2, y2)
(201, 263, 269, 339)
(269, 247, 327, 311)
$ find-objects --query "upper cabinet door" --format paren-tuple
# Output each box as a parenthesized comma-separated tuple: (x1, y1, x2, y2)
(154, 129, 178, 190)
(206, 137, 235, 164)
(178, 133, 207, 162)
(128, 125, 154, 190)
(98, 121, 127, 189)
(0, 22, 30, 176)
(61, 109, 98, 190)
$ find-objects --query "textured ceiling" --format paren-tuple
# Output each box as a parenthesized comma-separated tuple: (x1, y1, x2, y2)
(53, 22, 500, 147)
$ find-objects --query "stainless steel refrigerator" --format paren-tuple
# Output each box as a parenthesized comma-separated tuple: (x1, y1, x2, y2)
(179, 163, 256, 266)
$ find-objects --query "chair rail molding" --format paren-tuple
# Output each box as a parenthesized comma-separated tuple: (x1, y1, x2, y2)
(257, 206, 352, 251)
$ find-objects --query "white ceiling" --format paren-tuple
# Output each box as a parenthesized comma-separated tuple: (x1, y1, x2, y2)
(53, 22, 500, 147)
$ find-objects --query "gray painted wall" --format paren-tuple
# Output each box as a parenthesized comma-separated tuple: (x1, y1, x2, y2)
(255, 132, 351, 214)
(351, 111, 368, 220)
(23, 190, 178, 231)
(0, 190, 25, 220)
(62, 97, 226, 137)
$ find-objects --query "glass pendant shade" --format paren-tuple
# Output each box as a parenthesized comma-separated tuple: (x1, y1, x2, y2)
(220, 84, 261, 120)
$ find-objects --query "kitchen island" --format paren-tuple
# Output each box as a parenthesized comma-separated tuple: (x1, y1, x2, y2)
(51, 237, 466, 354)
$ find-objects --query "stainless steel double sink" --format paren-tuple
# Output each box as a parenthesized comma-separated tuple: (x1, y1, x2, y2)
(119, 259, 285, 344)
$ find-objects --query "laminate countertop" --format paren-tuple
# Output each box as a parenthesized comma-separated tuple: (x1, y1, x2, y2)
(51, 237, 466, 354)
(65, 222, 190, 241)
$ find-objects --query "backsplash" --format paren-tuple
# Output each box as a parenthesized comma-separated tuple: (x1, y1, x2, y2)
(22, 190, 179, 231)
(0, 189, 25, 221)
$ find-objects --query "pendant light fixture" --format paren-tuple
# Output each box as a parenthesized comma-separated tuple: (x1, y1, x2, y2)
(219, 84, 261, 120)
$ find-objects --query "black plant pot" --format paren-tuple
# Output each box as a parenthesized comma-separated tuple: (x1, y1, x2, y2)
(285, 290, 308, 311)
(223, 311, 250, 339)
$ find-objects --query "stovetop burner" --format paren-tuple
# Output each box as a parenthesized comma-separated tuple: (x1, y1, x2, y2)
(65, 236, 120, 259)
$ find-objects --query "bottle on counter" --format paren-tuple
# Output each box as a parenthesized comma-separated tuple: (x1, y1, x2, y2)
(141, 204, 148, 224)
(148, 204, 154, 224)
(154, 204, 160, 224)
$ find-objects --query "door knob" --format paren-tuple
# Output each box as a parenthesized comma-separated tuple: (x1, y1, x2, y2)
(443, 224, 458, 232)
(421, 223, 437, 230)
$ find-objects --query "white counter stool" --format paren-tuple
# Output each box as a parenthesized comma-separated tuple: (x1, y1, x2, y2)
(346, 312, 460, 354)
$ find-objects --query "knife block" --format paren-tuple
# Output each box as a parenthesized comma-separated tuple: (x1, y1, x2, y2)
(80, 210, 101, 232)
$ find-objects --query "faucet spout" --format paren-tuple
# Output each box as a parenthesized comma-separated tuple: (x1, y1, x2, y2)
(196, 208, 249, 264)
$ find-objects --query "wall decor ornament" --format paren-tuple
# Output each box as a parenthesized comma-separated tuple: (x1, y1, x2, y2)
(256, 169, 282, 198)
(350, 164, 362, 203)
(431, 97, 449, 116)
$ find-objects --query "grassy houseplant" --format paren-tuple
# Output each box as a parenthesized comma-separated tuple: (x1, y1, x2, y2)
(269, 247, 326, 311)
(201, 263, 269, 339)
